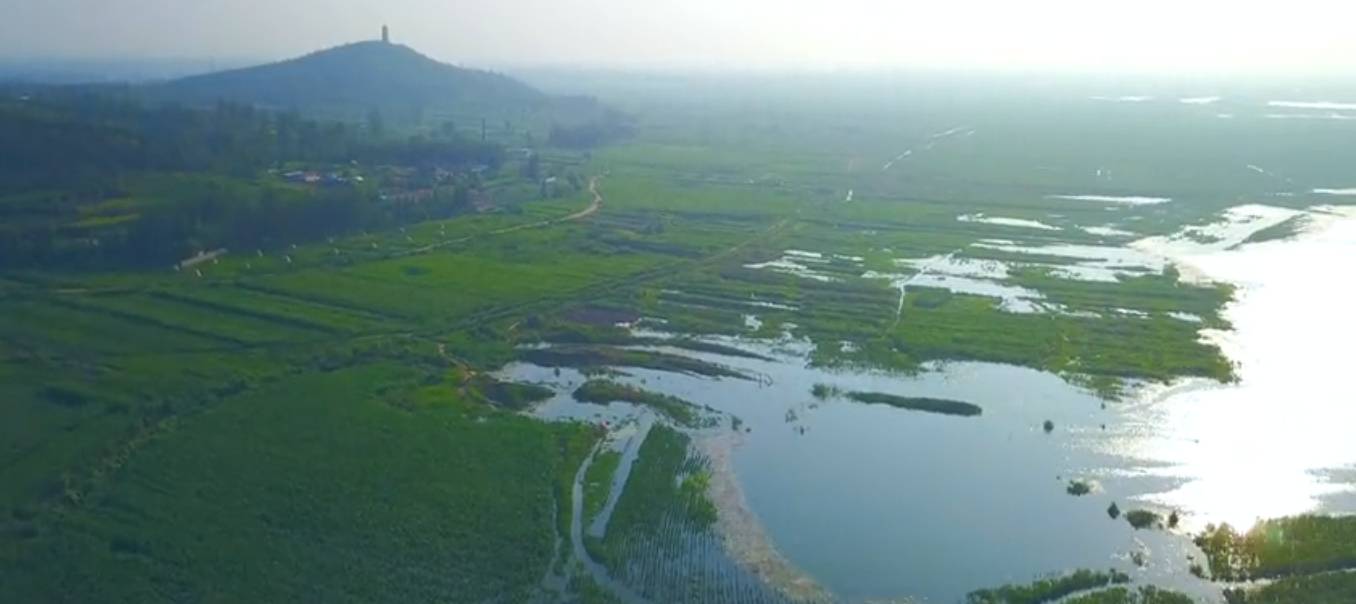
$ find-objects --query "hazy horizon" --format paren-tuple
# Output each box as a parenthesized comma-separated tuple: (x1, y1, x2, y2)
(5, 0, 1356, 77)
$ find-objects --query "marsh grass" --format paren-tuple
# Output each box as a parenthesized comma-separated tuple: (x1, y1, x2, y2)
(845, 391, 983, 417)
(1224, 571, 1356, 603)
(573, 379, 711, 428)
(1195, 515, 1356, 581)
(966, 568, 1131, 604)
(523, 345, 751, 380)
(1065, 586, 1196, 604)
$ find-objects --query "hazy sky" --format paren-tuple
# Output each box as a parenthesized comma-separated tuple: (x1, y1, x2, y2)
(4, 0, 1356, 74)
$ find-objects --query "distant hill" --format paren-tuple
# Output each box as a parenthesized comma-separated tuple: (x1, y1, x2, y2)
(151, 40, 548, 114)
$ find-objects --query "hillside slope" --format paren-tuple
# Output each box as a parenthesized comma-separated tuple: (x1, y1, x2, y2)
(154, 41, 546, 112)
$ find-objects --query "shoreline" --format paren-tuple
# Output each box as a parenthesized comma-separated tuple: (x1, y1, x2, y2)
(697, 431, 835, 603)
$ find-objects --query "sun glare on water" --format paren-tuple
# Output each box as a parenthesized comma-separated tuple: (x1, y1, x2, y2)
(1118, 208, 1356, 531)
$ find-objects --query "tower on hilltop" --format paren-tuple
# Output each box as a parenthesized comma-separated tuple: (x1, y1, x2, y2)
(382, 25, 390, 44)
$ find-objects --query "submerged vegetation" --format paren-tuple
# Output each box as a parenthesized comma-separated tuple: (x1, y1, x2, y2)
(1067, 479, 1094, 496)
(810, 383, 840, 400)
(1126, 509, 1161, 530)
(1066, 586, 1196, 604)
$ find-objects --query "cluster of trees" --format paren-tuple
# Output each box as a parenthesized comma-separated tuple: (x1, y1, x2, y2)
(1, 172, 491, 270)
(1, 93, 346, 191)
(0, 91, 502, 192)
(0, 91, 503, 269)
(109, 178, 370, 268)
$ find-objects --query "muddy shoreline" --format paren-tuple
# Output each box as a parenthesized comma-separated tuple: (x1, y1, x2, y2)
(697, 430, 835, 603)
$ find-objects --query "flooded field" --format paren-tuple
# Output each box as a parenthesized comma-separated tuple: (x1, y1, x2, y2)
(502, 204, 1356, 603)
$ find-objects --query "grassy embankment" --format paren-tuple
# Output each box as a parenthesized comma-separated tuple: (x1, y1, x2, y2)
(583, 449, 623, 525)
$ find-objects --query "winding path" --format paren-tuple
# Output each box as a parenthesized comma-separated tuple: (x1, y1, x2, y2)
(409, 175, 605, 255)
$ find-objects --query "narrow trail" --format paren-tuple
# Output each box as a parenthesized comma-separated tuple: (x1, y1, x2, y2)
(409, 175, 605, 255)
(891, 250, 961, 326)
(566, 175, 606, 221)
(478, 174, 603, 234)
(881, 125, 973, 172)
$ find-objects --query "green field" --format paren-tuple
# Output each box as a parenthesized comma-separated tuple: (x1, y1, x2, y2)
(4, 72, 1356, 602)
(2, 363, 598, 602)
